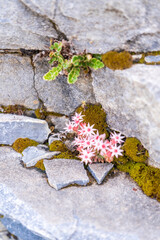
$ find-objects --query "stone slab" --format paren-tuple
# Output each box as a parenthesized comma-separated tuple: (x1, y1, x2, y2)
(145, 55, 160, 63)
(0, 0, 57, 50)
(92, 65, 160, 168)
(87, 163, 114, 184)
(0, 114, 51, 144)
(0, 146, 160, 240)
(44, 159, 89, 190)
(0, 55, 39, 109)
(22, 146, 60, 167)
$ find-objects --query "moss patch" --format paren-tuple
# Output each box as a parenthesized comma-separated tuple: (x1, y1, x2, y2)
(122, 137, 149, 163)
(102, 51, 133, 70)
(49, 140, 68, 152)
(76, 103, 109, 137)
(117, 161, 160, 201)
(0, 105, 30, 115)
(35, 159, 45, 171)
(35, 108, 64, 120)
(12, 138, 39, 153)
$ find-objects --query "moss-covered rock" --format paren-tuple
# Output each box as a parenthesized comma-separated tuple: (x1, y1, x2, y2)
(122, 137, 149, 163)
(12, 138, 39, 153)
(102, 51, 133, 70)
(117, 161, 160, 201)
(76, 104, 109, 137)
(49, 140, 68, 152)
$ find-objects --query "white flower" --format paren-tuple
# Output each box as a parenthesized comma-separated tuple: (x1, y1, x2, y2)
(110, 131, 125, 144)
(110, 145, 123, 158)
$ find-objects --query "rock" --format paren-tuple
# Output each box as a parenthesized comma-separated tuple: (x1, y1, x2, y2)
(44, 159, 89, 190)
(0, 55, 39, 109)
(22, 0, 160, 53)
(0, 221, 10, 240)
(145, 55, 160, 63)
(46, 115, 69, 132)
(22, 146, 60, 167)
(0, 0, 57, 50)
(0, 114, 51, 144)
(87, 163, 114, 184)
(92, 65, 160, 168)
(0, 147, 160, 240)
(34, 59, 96, 115)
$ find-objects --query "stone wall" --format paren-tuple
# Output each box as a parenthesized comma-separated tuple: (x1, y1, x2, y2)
(0, 0, 160, 167)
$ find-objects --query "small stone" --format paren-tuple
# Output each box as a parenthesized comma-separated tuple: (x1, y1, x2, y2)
(87, 163, 114, 184)
(0, 114, 51, 144)
(22, 146, 60, 167)
(44, 159, 89, 190)
(145, 55, 160, 63)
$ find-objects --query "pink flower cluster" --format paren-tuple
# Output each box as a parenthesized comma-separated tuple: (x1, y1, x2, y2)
(64, 112, 124, 164)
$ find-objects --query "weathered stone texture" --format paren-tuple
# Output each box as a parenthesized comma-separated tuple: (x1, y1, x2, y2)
(0, 147, 160, 240)
(0, 114, 50, 144)
(92, 65, 160, 167)
(0, 0, 57, 50)
(0, 54, 39, 109)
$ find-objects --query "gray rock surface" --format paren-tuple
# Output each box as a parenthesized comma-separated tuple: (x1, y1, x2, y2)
(44, 159, 89, 190)
(21, 0, 160, 53)
(145, 55, 160, 63)
(0, 146, 160, 240)
(0, 0, 57, 50)
(92, 65, 160, 168)
(0, 221, 10, 240)
(22, 146, 60, 167)
(0, 55, 39, 109)
(46, 115, 69, 132)
(34, 59, 96, 114)
(87, 163, 114, 184)
(48, 133, 62, 145)
(0, 114, 51, 144)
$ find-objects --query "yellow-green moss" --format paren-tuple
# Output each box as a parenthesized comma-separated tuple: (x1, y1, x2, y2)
(35, 108, 64, 120)
(102, 51, 133, 70)
(52, 150, 79, 160)
(35, 159, 45, 171)
(12, 138, 39, 153)
(76, 104, 109, 137)
(117, 161, 160, 201)
(1, 105, 30, 114)
(122, 137, 149, 163)
(49, 140, 68, 152)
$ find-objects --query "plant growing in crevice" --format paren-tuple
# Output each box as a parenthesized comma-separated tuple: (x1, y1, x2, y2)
(43, 41, 104, 84)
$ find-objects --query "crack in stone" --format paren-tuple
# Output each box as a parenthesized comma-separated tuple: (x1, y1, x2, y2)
(125, 31, 160, 45)
(19, 0, 68, 41)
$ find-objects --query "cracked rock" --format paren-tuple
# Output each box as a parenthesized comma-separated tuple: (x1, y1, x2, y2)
(46, 115, 69, 132)
(87, 163, 114, 184)
(0, 114, 51, 144)
(0, 0, 57, 50)
(22, 146, 60, 167)
(44, 159, 89, 190)
(0, 55, 39, 109)
(92, 65, 160, 168)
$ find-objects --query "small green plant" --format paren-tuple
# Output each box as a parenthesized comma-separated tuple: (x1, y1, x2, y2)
(43, 42, 104, 84)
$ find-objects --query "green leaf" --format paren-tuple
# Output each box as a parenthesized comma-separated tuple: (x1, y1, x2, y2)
(71, 55, 84, 66)
(88, 58, 104, 70)
(43, 64, 63, 81)
(50, 42, 62, 52)
(48, 56, 57, 64)
(92, 54, 102, 61)
(67, 67, 80, 84)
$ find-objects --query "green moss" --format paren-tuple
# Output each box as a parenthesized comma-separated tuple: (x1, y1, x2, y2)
(35, 159, 45, 171)
(49, 140, 68, 152)
(35, 108, 64, 120)
(1, 105, 30, 114)
(117, 161, 160, 201)
(102, 51, 133, 70)
(76, 103, 109, 137)
(52, 150, 79, 160)
(122, 137, 149, 163)
(12, 138, 39, 153)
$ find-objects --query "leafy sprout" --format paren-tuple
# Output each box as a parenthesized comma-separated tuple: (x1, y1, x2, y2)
(43, 41, 104, 84)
